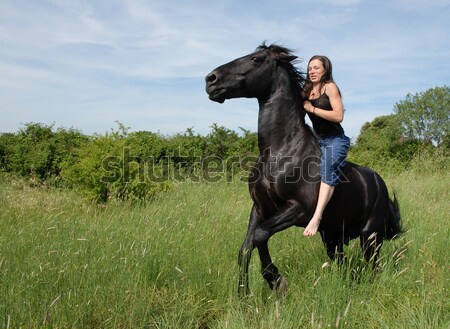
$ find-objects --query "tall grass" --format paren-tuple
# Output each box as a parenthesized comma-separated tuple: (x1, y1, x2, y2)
(0, 169, 448, 328)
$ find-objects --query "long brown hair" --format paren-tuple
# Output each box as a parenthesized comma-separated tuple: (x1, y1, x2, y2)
(303, 55, 340, 99)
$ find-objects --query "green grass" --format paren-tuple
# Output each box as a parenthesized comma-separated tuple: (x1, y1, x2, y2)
(0, 171, 449, 328)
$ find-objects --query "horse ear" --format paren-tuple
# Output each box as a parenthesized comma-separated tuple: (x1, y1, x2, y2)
(277, 52, 298, 62)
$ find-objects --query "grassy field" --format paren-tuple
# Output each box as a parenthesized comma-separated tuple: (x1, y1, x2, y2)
(0, 170, 448, 329)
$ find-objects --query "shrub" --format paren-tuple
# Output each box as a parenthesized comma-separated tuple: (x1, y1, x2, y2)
(61, 123, 170, 203)
(0, 123, 87, 185)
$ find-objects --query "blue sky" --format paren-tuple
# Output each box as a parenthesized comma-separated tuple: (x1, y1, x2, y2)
(1, 0, 449, 139)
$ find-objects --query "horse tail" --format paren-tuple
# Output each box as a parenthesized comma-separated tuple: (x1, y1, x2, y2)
(385, 193, 402, 240)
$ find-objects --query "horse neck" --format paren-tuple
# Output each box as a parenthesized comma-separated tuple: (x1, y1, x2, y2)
(257, 71, 308, 153)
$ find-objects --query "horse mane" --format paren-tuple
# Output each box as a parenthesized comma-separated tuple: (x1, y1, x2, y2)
(256, 42, 306, 97)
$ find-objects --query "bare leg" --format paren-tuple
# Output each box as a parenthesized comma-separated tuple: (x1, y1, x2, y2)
(303, 182, 335, 236)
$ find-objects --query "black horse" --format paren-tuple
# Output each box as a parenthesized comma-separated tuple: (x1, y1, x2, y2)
(205, 44, 401, 296)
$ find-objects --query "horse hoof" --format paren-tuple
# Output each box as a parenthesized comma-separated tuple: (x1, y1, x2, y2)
(238, 285, 250, 298)
(275, 275, 288, 298)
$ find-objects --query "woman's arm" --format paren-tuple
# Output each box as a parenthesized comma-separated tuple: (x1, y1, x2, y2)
(303, 82, 344, 123)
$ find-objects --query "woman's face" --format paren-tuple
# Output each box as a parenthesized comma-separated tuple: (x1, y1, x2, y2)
(308, 59, 325, 84)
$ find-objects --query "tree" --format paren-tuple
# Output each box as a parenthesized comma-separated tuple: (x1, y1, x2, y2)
(350, 115, 407, 168)
(394, 86, 449, 146)
(354, 115, 403, 154)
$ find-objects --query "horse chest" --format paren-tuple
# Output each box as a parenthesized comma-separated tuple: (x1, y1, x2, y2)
(249, 175, 283, 215)
(249, 157, 300, 211)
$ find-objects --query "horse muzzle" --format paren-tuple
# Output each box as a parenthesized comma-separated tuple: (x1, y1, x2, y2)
(207, 88, 227, 103)
(205, 71, 225, 103)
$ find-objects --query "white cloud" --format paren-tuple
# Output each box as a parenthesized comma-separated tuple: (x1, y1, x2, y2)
(394, 0, 450, 8)
(320, 0, 361, 6)
(0, 0, 449, 138)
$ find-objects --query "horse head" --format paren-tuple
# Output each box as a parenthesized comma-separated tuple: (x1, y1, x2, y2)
(205, 43, 299, 103)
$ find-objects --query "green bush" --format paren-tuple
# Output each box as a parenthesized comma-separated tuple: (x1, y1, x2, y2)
(348, 115, 448, 173)
(1, 119, 447, 203)
(0, 123, 87, 185)
(61, 123, 170, 203)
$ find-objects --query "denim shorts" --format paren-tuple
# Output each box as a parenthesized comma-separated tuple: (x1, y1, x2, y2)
(319, 133, 350, 186)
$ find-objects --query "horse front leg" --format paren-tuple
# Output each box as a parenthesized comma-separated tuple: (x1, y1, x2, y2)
(238, 204, 260, 297)
(254, 201, 304, 296)
(257, 242, 288, 297)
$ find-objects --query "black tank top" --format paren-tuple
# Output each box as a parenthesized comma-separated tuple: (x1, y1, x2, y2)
(308, 92, 344, 137)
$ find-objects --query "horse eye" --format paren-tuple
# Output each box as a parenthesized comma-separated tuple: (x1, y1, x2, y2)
(251, 56, 263, 63)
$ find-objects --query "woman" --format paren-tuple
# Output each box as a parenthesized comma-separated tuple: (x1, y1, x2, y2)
(302, 55, 350, 236)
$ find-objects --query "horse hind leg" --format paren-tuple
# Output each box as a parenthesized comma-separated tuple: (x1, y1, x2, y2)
(360, 231, 383, 268)
(320, 232, 344, 264)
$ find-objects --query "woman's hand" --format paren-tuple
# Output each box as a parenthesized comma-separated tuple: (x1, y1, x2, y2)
(303, 83, 344, 123)
(303, 100, 315, 114)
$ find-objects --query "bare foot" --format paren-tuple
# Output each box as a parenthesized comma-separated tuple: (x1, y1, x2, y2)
(303, 218, 321, 236)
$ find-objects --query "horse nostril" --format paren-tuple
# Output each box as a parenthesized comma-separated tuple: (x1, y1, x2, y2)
(206, 72, 218, 85)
